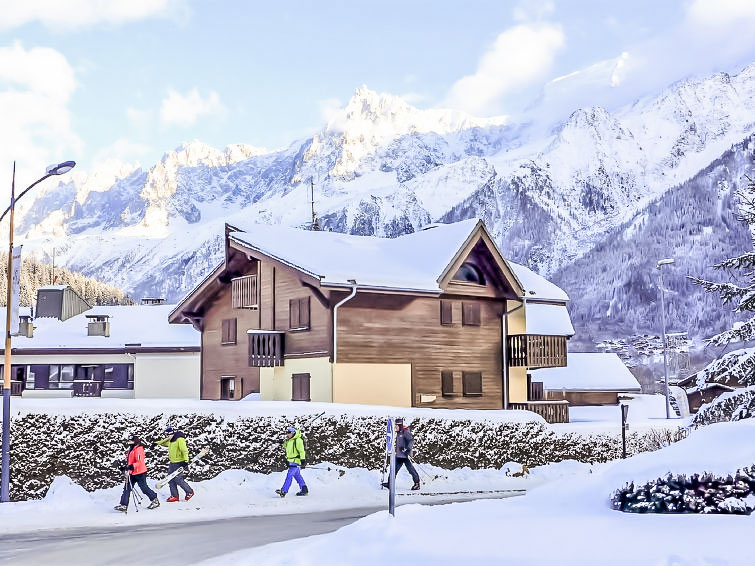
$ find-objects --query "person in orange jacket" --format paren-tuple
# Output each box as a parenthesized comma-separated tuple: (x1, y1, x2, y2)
(115, 434, 160, 512)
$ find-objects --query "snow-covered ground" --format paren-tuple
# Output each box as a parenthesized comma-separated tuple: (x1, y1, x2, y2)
(0, 460, 589, 536)
(204, 419, 755, 566)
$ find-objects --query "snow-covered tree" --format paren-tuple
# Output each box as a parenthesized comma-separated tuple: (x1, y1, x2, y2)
(691, 174, 755, 388)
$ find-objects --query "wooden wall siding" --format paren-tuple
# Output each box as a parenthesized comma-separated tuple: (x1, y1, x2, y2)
(546, 390, 621, 406)
(336, 294, 504, 409)
(272, 268, 330, 356)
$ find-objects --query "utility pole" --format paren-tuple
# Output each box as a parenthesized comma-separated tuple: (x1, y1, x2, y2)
(51, 247, 55, 285)
(657, 258, 675, 419)
(310, 179, 320, 231)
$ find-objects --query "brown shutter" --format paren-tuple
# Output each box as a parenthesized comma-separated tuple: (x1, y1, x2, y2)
(289, 299, 299, 329)
(462, 302, 481, 326)
(230, 318, 237, 344)
(292, 373, 311, 401)
(221, 319, 228, 343)
(462, 371, 483, 396)
(440, 300, 453, 326)
(221, 318, 238, 344)
(441, 370, 454, 396)
(299, 297, 310, 329)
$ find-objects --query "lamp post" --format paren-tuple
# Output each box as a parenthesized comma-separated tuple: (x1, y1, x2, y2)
(656, 258, 675, 420)
(620, 403, 629, 459)
(1, 160, 75, 503)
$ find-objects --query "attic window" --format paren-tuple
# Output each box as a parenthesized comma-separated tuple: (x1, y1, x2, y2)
(453, 262, 485, 285)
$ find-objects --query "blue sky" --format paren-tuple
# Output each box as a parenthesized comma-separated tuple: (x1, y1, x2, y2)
(1, 0, 754, 190)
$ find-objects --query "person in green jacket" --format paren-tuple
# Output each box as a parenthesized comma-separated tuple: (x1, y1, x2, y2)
(155, 425, 195, 502)
(275, 426, 308, 498)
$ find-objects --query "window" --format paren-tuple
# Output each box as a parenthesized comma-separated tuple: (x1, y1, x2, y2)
(453, 262, 485, 285)
(292, 373, 311, 401)
(441, 370, 455, 397)
(462, 371, 483, 397)
(440, 300, 453, 326)
(289, 297, 310, 330)
(221, 376, 236, 400)
(462, 302, 481, 326)
(221, 318, 237, 345)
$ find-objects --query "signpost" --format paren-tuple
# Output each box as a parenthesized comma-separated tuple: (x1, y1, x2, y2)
(387, 417, 396, 517)
(621, 404, 630, 459)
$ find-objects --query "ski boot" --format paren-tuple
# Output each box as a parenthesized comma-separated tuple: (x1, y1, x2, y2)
(185, 492, 194, 501)
(296, 486, 309, 496)
(148, 498, 161, 509)
(275, 489, 286, 498)
(114, 504, 128, 513)
(166, 496, 180, 502)
(411, 482, 421, 491)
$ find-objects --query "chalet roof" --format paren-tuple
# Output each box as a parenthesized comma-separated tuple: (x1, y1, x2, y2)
(531, 353, 641, 392)
(227, 219, 569, 300)
(4, 305, 199, 351)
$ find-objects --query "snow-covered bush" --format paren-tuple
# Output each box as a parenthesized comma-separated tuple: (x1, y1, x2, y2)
(1, 411, 681, 501)
(611, 466, 755, 514)
(692, 386, 755, 427)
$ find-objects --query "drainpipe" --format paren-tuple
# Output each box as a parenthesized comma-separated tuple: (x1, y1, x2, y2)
(502, 298, 526, 410)
(333, 280, 357, 364)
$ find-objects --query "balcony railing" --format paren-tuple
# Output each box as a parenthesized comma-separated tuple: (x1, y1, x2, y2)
(510, 400, 569, 423)
(508, 334, 567, 369)
(248, 331, 284, 367)
(232, 275, 258, 309)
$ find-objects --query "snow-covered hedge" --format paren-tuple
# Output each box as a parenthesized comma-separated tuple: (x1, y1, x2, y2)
(3, 411, 676, 501)
(692, 386, 755, 427)
(611, 467, 755, 514)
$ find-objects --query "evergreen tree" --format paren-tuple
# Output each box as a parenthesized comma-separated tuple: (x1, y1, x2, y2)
(691, 174, 755, 388)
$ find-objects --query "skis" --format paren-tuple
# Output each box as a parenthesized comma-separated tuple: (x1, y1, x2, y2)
(380, 418, 393, 487)
(155, 448, 209, 489)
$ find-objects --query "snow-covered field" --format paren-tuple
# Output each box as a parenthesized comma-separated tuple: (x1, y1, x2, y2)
(0, 459, 589, 536)
(206, 419, 755, 566)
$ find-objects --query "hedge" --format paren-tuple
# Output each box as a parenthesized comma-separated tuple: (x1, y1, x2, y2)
(2, 411, 682, 501)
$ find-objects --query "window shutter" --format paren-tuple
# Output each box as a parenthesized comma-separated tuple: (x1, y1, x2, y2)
(289, 299, 299, 329)
(440, 300, 453, 326)
(441, 370, 454, 397)
(221, 318, 237, 344)
(299, 297, 310, 329)
(462, 302, 481, 326)
(292, 373, 311, 401)
(230, 318, 237, 344)
(462, 371, 483, 396)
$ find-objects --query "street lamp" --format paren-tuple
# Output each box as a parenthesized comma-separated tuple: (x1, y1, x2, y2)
(1, 160, 75, 503)
(656, 258, 675, 420)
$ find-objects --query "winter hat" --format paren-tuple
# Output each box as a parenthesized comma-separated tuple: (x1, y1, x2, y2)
(287, 426, 296, 433)
(395, 418, 404, 426)
(165, 425, 174, 433)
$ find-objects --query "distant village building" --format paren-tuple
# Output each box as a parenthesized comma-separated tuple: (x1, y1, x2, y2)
(170, 219, 620, 422)
(5, 286, 200, 399)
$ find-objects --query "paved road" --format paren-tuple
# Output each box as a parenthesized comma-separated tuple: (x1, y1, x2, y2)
(0, 492, 523, 566)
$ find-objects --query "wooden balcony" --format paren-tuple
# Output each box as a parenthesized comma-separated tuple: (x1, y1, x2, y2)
(232, 275, 258, 309)
(510, 400, 569, 423)
(508, 334, 567, 369)
(248, 331, 284, 367)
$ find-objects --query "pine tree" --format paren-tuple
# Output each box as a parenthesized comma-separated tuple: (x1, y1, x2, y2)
(691, 174, 755, 388)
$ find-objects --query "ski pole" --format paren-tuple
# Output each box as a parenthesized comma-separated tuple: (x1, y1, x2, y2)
(408, 455, 434, 481)
(128, 474, 140, 513)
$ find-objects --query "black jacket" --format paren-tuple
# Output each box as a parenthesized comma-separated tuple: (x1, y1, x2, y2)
(396, 427, 413, 459)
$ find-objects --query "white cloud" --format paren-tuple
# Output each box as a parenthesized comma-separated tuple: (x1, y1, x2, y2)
(0, 43, 82, 200)
(445, 24, 565, 115)
(0, 0, 189, 30)
(317, 98, 343, 123)
(91, 138, 149, 169)
(512, 0, 555, 22)
(160, 88, 225, 127)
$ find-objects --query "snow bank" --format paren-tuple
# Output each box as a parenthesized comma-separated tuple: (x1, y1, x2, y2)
(208, 420, 755, 565)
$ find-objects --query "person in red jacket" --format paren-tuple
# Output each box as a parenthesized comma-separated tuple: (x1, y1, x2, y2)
(114, 435, 160, 512)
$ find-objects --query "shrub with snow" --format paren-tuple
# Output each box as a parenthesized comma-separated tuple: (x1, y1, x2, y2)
(692, 386, 755, 427)
(611, 466, 755, 514)
(1, 411, 681, 501)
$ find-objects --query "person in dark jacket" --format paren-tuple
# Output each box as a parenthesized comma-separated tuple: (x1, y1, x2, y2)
(154, 425, 195, 502)
(383, 418, 420, 490)
(114, 435, 160, 512)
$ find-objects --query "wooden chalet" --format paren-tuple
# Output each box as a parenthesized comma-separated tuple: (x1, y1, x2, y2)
(169, 219, 575, 421)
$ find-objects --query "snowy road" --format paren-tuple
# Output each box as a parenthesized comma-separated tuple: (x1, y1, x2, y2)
(0, 493, 523, 566)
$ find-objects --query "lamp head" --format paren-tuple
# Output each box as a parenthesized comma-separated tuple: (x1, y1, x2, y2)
(46, 160, 76, 176)
(656, 258, 675, 269)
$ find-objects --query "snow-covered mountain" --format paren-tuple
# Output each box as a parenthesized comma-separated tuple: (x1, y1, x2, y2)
(15, 63, 755, 342)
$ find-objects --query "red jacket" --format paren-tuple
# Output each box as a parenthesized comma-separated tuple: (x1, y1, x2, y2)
(127, 444, 148, 475)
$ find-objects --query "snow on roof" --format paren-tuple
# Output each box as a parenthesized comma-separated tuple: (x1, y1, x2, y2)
(7, 305, 199, 350)
(228, 219, 484, 292)
(525, 302, 575, 336)
(532, 353, 641, 392)
(508, 262, 570, 301)
(37, 285, 69, 291)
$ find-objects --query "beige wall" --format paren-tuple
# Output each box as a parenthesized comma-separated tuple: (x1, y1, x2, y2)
(333, 363, 412, 407)
(260, 356, 333, 402)
(506, 300, 526, 334)
(509, 366, 528, 403)
(134, 353, 201, 398)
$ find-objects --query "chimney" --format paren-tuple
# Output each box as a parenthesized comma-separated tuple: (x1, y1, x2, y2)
(141, 298, 166, 306)
(86, 314, 111, 337)
(17, 315, 33, 338)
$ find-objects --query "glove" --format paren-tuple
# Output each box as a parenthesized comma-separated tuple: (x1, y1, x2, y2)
(126, 464, 134, 471)
(118, 465, 127, 472)
(181, 462, 190, 475)
(300, 459, 307, 469)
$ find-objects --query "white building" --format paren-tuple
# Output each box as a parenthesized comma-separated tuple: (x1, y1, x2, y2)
(4, 286, 200, 399)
